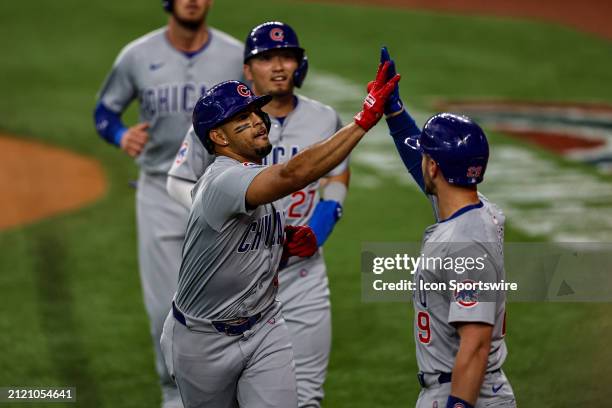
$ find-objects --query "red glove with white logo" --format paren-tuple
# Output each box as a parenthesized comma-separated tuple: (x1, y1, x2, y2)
(354, 61, 401, 131)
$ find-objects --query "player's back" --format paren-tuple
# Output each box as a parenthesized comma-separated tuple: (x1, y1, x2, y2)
(413, 195, 508, 374)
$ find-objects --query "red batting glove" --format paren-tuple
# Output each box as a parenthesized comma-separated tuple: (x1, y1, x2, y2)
(354, 61, 401, 131)
(284, 225, 318, 258)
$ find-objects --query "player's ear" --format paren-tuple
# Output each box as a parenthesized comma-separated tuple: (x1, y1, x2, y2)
(209, 128, 228, 147)
(425, 156, 438, 179)
(243, 64, 253, 82)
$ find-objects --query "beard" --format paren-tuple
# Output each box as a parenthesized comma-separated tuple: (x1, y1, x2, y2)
(173, 12, 206, 31)
(424, 176, 437, 195)
(266, 85, 293, 98)
(254, 142, 273, 159)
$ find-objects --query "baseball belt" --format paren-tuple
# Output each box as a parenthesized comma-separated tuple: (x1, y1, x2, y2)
(172, 301, 262, 336)
(417, 369, 501, 388)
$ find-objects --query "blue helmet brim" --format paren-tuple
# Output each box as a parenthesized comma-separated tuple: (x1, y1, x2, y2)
(219, 94, 273, 126)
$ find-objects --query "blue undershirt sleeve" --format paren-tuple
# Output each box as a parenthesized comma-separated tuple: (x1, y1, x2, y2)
(94, 102, 127, 147)
(386, 110, 425, 192)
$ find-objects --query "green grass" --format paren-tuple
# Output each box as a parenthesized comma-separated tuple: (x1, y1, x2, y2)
(1, 0, 612, 406)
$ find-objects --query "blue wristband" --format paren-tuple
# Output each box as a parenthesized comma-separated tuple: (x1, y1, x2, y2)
(446, 395, 474, 408)
(113, 126, 128, 146)
(307, 200, 342, 246)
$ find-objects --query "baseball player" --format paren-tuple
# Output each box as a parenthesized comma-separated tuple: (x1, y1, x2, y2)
(160, 73, 399, 408)
(166, 22, 349, 407)
(92, 1, 243, 406)
(379, 48, 516, 407)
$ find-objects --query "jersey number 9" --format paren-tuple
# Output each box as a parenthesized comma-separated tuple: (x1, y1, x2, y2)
(417, 311, 431, 344)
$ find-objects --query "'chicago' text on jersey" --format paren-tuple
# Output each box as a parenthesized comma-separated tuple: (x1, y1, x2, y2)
(262, 145, 300, 165)
(237, 209, 284, 253)
(141, 82, 207, 117)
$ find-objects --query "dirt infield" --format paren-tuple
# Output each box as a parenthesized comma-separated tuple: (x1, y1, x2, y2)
(310, 0, 612, 40)
(0, 135, 107, 231)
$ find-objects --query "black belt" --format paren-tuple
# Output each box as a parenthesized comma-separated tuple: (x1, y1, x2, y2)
(417, 369, 501, 388)
(417, 371, 452, 388)
(172, 302, 262, 336)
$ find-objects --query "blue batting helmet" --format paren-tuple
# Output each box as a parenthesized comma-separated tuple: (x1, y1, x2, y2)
(192, 81, 272, 154)
(407, 113, 489, 185)
(162, 0, 172, 12)
(244, 21, 309, 88)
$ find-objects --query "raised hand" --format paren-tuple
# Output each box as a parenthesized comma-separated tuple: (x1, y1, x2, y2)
(380, 46, 404, 115)
(354, 61, 401, 131)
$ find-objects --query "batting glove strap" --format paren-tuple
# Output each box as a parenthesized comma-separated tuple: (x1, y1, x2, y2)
(308, 200, 342, 247)
(446, 395, 474, 408)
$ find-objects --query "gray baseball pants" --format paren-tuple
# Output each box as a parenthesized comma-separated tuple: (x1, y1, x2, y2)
(137, 172, 188, 408)
(278, 255, 331, 408)
(160, 301, 298, 408)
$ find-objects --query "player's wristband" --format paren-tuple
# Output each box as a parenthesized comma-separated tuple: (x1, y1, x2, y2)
(114, 126, 128, 146)
(308, 200, 342, 247)
(446, 395, 474, 408)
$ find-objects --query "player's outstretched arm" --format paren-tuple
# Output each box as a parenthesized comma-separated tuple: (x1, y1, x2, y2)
(449, 322, 493, 407)
(247, 122, 365, 207)
(378, 47, 426, 192)
(246, 63, 399, 208)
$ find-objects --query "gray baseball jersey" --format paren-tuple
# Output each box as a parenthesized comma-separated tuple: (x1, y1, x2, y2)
(174, 156, 286, 321)
(169, 95, 346, 228)
(97, 27, 244, 174)
(169, 95, 346, 408)
(413, 195, 508, 374)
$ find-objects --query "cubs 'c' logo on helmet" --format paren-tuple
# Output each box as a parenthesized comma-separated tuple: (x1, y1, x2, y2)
(269, 27, 284, 42)
(236, 84, 251, 97)
(467, 166, 483, 178)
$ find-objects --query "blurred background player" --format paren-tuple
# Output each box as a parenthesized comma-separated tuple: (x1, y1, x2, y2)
(166, 21, 349, 407)
(92, 1, 243, 406)
(162, 71, 398, 407)
(379, 48, 516, 408)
